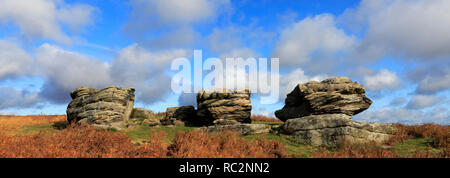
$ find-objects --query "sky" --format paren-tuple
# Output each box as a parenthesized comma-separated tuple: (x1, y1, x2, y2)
(0, 0, 449, 125)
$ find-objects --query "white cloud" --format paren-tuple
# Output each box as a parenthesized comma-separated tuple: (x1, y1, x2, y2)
(406, 95, 443, 109)
(0, 0, 96, 44)
(272, 14, 355, 69)
(36, 44, 112, 90)
(279, 68, 328, 99)
(354, 107, 449, 125)
(344, 0, 450, 60)
(0, 40, 32, 79)
(363, 69, 400, 91)
(111, 44, 189, 104)
(137, 0, 229, 24)
(0, 87, 41, 109)
(125, 0, 230, 48)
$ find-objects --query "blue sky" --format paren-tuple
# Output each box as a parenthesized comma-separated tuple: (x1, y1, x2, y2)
(0, 0, 449, 125)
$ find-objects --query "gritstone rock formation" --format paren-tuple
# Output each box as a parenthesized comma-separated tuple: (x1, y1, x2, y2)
(67, 86, 135, 130)
(277, 77, 395, 147)
(275, 77, 372, 121)
(281, 114, 396, 147)
(196, 88, 252, 125)
(200, 124, 274, 135)
(161, 106, 197, 126)
(125, 108, 161, 127)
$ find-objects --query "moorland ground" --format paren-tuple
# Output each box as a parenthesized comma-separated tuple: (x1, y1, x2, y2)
(0, 114, 448, 158)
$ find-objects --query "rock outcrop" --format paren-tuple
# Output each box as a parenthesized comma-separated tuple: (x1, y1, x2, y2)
(125, 108, 161, 127)
(200, 124, 275, 135)
(67, 86, 135, 130)
(275, 77, 372, 122)
(196, 88, 252, 125)
(161, 106, 197, 126)
(278, 77, 395, 147)
(281, 114, 396, 147)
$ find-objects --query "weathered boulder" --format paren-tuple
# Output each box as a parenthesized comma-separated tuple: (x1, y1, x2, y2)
(275, 77, 372, 121)
(130, 108, 154, 120)
(281, 114, 396, 147)
(125, 108, 161, 127)
(200, 124, 274, 135)
(161, 106, 197, 126)
(67, 86, 135, 130)
(196, 88, 252, 125)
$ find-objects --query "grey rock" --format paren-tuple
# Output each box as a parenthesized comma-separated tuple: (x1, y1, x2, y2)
(275, 77, 372, 121)
(141, 118, 161, 127)
(161, 106, 196, 126)
(196, 88, 252, 125)
(200, 124, 273, 135)
(281, 114, 396, 147)
(67, 86, 135, 130)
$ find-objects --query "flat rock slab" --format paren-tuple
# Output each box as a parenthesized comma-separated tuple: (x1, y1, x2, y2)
(281, 114, 396, 147)
(199, 124, 274, 135)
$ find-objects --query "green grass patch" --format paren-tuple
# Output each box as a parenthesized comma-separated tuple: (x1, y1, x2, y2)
(251, 121, 283, 126)
(19, 124, 57, 135)
(244, 133, 316, 158)
(124, 125, 197, 143)
(393, 137, 442, 157)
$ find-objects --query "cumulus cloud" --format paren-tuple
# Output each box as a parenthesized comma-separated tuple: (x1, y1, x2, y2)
(111, 44, 189, 104)
(35, 43, 112, 103)
(0, 40, 32, 79)
(344, 0, 450, 60)
(0, 0, 96, 44)
(279, 68, 328, 99)
(0, 87, 41, 109)
(363, 69, 400, 91)
(406, 95, 443, 110)
(271, 14, 354, 69)
(129, 0, 229, 25)
(125, 0, 230, 48)
(354, 107, 449, 125)
(206, 26, 274, 59)
(408, 61, 450, 94)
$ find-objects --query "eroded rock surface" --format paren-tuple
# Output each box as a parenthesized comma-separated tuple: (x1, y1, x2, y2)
(197, 88, 252, 125)
(125, 108, 161, 127)
(161, 106, 197, 126)
(200, 124, 274, 135)
(275, 77, 372, 121)
(67, 86, 135, 130)
(281, 114, 396, 147)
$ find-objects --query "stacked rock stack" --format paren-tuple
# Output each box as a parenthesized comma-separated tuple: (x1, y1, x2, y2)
(67, 86, 135, 130)
(276, 77, 396, 147)
(196, 88, 252, 125)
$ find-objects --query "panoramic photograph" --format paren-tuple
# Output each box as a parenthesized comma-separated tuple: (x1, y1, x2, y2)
(0, 0, 448, 167)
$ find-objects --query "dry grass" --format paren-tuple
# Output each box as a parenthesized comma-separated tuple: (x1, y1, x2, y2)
(251, 115, 283, 123)
(0, 115, 67, 134)
(0, 115, 448, 158)
(168, 130, 288, 158)
(312, 124, 450, 158)
(388, 123, 449, 149)
(0, 115, 288, 158)
(0, 124, 168, 158)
